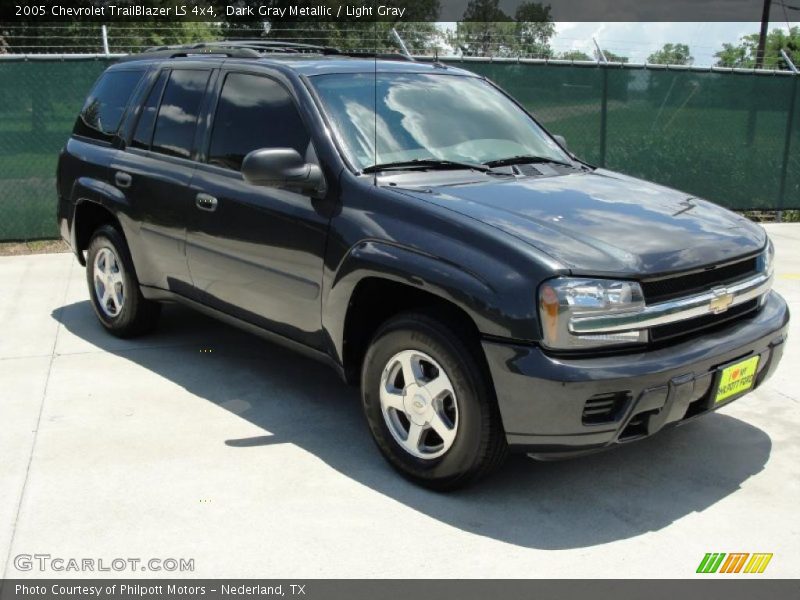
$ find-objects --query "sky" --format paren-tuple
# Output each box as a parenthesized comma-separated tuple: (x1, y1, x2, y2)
(553, 22, 798, 65)
(438, 21, 798, 66)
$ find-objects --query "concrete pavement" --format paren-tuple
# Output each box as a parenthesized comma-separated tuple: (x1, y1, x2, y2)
(1, 224, 798, 578)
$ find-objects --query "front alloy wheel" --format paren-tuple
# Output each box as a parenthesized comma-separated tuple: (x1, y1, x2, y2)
(379, 350, 458, 460)
(361, 311, 508, 490)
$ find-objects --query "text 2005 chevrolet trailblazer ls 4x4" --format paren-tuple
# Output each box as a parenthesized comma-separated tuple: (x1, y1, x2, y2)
(57, 43, 790, 489)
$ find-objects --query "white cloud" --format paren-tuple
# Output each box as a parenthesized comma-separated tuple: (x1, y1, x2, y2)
(553, 21, 798, 66)
(435, 20, 797, 66)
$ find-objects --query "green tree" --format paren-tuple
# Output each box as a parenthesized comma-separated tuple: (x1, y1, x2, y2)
(107, 21, 222, 52)
(715, 27, 800, 69)
(596, 48, 629, 63)
(559, 49, 592, 61)
(4, 6, 222, 54)
(220, 1, 442, 54)
(449, 0, 513, 57)
(513, 2, 555, 58)
(647, 43, 693, 65)
(448, 0, 555, 58)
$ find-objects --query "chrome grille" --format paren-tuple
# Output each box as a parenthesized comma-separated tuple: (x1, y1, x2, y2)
(649, 299, 759, 343)
(641, 256, 758, 304)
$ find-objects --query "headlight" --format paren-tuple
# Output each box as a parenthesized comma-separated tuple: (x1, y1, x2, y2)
(759, 239, 774, 277)
(539, 278, 647, 350)
(757, 239, 774, 307)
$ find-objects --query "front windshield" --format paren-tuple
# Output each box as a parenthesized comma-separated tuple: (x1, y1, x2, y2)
(310, 72, 570, 171)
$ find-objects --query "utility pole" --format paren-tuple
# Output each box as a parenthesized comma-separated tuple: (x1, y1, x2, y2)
(755, 0, 772, 69)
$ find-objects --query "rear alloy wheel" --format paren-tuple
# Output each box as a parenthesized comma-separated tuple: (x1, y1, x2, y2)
(93, 246, 126, 318)
(85, 224, 160, 338)
(361, 312, 507, 490)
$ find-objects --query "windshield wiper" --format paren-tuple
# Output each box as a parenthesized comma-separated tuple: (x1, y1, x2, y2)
(362, 158, 492, 174)
(483, 155, 574, 168)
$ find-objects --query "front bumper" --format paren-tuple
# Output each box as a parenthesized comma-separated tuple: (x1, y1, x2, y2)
(483, 291, 790, 456)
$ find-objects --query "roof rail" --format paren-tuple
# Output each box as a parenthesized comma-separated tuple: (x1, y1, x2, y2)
(226, 41, 414, 61)
(118, 41, 415, 63)
(338, 51, 416, 62)
(117, 40, 339, 62)
(217, 40, 339, 54)
(118, 44, 261, 62)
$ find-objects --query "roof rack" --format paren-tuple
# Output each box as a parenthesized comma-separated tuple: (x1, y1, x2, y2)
(339, 51, 415, 62)
(117, 40, 339, 62)
(118, 44, 262, 62)
(215, 40, 339, 54)
(118, 41, 415, 63)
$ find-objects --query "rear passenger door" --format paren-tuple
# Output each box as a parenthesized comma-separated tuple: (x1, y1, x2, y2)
(114, 66, 213, 292)
(185, 70, 330, 349)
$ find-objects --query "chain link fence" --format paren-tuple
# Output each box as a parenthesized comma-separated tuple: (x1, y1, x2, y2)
(0, 56, 798, 241)
(453, 59, 800, 213)
(0, 58, 110, 240)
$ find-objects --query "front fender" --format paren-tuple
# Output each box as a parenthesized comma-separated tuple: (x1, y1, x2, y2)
(323, 240, 540, 365)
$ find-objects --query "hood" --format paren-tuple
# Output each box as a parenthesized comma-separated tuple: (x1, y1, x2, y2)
(390, 169, 766, 276)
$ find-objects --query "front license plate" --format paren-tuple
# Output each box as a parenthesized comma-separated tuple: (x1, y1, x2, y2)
(715, 356, 760, 404)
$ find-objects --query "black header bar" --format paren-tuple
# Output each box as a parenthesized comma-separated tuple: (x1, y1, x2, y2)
(0, 0, 788, 23)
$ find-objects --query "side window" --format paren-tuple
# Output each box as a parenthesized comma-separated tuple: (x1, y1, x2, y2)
(73, 69, 145, 142)
(208, 73, 311, 171)
(151, 69, 210, 159)
(131, 71, 168, 150)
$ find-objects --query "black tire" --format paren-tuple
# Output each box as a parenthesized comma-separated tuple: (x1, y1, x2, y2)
(85, 224, 160, 338)
(361, 311, 508, 490)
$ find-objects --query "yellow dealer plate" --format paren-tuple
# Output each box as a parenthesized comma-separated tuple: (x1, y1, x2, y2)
(715, 356, 760, 404)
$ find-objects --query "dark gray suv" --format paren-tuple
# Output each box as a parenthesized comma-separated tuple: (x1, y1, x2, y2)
(57, 42, 789, 489)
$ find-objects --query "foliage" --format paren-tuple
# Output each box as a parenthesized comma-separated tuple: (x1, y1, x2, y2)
(447, 0, 555, 58)
(109, 21, 222, 51)
(218, 0, 443, 53)
(647, 43, 693, 65)
(597, 48, 629, 63)
(2, 0, 443, 54)
(715, 27, 800, 69)
(559, 50, 592, 61)
(222, 20, 443, 54)
(2, 19, 222, 53)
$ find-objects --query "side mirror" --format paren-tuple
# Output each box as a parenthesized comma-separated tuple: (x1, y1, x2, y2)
(241, 148, 324, 194)
(553, 134, 568, 150)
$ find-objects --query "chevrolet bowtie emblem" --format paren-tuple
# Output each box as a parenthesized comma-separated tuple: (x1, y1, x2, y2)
(709, 287, 734, 314)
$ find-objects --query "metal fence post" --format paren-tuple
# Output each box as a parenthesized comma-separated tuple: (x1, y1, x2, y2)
(101, 25, 110, 56)
(600, 65, 608, 167)
(777, 74, 797, 221)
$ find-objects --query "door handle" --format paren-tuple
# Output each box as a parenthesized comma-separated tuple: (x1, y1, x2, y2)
(195, 193, 218, 212)
(114, 171, 132, 188)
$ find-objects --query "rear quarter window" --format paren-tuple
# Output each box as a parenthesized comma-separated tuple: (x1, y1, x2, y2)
(131, 70, 169, 150)
(73, 69, 145, 142)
